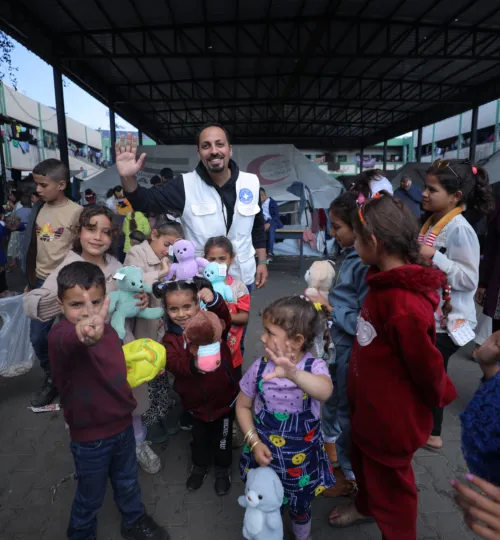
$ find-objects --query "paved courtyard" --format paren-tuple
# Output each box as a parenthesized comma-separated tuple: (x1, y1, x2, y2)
(0, 258, 481, 539)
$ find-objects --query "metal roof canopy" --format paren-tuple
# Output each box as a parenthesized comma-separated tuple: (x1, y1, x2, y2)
(2, 0, 500, 149)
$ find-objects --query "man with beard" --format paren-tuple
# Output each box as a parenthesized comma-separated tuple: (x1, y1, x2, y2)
(116, 123, 268, 290)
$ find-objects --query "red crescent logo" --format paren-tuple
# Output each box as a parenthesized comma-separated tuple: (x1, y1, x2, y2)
(247, 154, 291, 185)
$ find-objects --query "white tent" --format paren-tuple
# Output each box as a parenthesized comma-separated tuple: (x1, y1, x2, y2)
(85, 144, 342, 204)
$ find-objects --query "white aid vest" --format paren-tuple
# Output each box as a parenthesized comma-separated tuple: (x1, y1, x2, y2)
(182, 170, 261, 285)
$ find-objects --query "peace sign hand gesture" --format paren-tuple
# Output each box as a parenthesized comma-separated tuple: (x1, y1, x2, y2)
(75, 293, 111, 346)
(115, 134, 146, 178)
(263, 341, 298, 383)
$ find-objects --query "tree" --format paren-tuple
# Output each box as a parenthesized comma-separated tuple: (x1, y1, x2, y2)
(0, 31, 18, 89)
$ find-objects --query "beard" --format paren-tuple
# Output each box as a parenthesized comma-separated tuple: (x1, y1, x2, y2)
(205, 155, 226, 173)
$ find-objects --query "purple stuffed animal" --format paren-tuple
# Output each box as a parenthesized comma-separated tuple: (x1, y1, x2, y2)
(166, 239, 208, 281)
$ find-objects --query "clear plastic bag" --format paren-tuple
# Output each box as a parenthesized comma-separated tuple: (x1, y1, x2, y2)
(0, 294, 35, 377)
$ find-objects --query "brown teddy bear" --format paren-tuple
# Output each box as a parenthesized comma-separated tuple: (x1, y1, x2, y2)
(183, 310, 225, 372)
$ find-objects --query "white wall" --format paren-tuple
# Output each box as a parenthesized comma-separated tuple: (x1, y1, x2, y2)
(414, 100, 499, 146)
(3, 84, 102, 151)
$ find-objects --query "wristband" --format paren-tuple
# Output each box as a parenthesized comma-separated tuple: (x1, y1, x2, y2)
(250, 440, 261, 453)
(258, 260, 269, 265)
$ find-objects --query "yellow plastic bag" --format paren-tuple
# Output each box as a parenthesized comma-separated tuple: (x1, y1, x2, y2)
(122, 338, 166, 388)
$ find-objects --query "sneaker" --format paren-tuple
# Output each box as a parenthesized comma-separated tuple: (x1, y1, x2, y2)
(136, 441, 161, 474)
(179, 411, 193, 432)
(31, 378, 58, 407)
(214, 467, 231, 496)
(146, 421, 169, 445)
(186, 465, 208, 492)
(121, 514, 170, 539)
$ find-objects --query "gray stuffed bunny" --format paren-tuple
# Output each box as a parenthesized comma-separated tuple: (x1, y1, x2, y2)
(238, 467, 284, 540)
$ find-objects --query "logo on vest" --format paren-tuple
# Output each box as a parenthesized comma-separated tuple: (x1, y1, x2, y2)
(239, 188, 253, 204)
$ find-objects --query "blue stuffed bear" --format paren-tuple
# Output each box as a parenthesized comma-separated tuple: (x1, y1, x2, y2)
(203, 262, 234, 303)
(108, 266, 164, 340)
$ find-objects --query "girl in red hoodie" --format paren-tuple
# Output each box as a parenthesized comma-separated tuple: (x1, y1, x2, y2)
(156, 277, 239, 497)
(329, 193, 457, 540)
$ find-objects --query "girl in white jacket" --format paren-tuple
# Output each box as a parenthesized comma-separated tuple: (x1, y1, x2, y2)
(419, 159, 494, 451)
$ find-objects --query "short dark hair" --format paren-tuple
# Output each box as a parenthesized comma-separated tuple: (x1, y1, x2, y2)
(160, 168, 173, 180)
(263, 296, 322, 351)
(113, 185, 123, 194)
(57, 261, 106, 300)
(204, 236, 235, 258)
(259, 187, 266, 194)
(196, 122, 231, 147)
(150, 175, 162, 186)
(152, 276, 213, 302)
(33, 159, 69, 184)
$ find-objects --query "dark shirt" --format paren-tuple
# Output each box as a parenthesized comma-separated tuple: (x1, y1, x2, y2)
(49, 321, 136, 442)
(125, 160, 266, 250)
(394, 184, 423, 219)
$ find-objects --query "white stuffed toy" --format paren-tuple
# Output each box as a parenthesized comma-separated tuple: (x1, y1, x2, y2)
(238, 467, 284, 540)
(305, 260, 336, 300)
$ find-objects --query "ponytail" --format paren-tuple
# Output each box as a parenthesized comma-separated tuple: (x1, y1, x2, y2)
(129, 211, 137, 232)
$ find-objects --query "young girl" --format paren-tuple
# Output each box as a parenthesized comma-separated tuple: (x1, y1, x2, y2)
(204, 236, 250, 380)
(237, 296, 335, 540)
(23, 205, 162, 475)
(351, 168, 394, 201)
(420, 159, 493, 451)
(122, 210, 151, 253)
(329, 193, 457, 539)
(124, 220, 183, 443)
(159, 279, 239, 496)
(306, 192, 368, 499)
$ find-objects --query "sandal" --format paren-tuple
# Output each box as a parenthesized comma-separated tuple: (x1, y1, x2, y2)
(423, 435, 443, 452)
(328, 504, 374, 528)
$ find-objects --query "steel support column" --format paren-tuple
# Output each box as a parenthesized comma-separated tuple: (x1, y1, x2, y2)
(416, 127, 423, 163)
(470, 106, 479, 162)
(138, 131, 143, 145)
(109, 107, 116, 164)
(53, 68, 69, 170)
(359, 148, 364, 172)
(382, 140, 388, 170)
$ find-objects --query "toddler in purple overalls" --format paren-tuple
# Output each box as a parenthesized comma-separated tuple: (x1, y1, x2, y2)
(237, 296, 335, 540)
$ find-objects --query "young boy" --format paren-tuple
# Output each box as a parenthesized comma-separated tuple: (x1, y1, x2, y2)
(22, 159, 82, 407)
(49, 261, 169, 540)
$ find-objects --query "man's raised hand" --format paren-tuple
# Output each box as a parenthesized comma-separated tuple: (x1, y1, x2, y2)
(115, 134, 146, 178)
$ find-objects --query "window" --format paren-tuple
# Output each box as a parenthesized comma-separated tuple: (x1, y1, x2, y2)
(337, 155, 347, 162)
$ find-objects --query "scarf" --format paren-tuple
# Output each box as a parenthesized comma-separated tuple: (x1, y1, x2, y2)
(418, 206, 464, 246)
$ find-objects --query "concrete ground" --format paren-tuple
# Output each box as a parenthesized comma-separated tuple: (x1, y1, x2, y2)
(0, 258, 480, 539)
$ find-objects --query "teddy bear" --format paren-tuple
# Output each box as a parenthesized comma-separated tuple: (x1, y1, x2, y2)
(165, 239, 208, 281)
(108, 266, 165, 340)
(203, 262, 234, 303)
(183, 309, 225, 372)
(304, 260, 336, 300)
(238, 467, 284, 540)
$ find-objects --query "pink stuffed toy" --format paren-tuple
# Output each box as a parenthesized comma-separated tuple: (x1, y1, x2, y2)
(165, 239, 208, 281)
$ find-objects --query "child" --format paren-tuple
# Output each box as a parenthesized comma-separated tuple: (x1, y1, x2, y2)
(122, 210, 151, 253)
(306, 192, 368, 498)
(159, 278, 238, 496)
(237, 296, 335, 540)
(21, 158, 82, 408)
(24, 204, 162, 475)
(129, 230, 147, 247)
(5, 213, 21, 269)
(460, 328, 500, 487)
(420, 159, 494, 450)
(329, 193, 457, 539)
(14, 193, 32, 274)
(204, 236, 250, 380)
(125, 220, 184, 443)
(48, 261, 168, 540)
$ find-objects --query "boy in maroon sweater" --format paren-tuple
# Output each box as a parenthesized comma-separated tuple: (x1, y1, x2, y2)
(49, 261, 168, 540)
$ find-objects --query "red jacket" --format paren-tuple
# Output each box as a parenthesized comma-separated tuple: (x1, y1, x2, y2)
(348, 265, 457, 467)
(163, 293, 239, 422)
